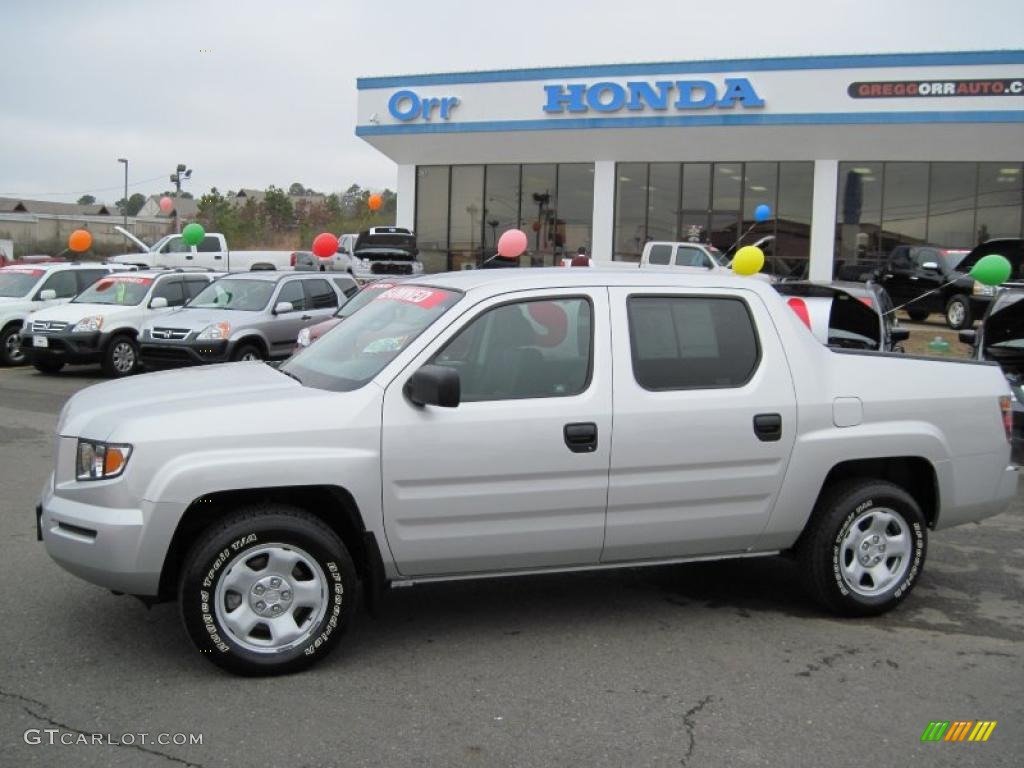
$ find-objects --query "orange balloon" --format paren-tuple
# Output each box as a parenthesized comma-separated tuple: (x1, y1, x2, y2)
(68, 229, 92, 253)
(367, 193, 382, 212)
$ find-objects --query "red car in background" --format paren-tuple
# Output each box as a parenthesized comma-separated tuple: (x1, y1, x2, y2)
(293, 279, 404, 353)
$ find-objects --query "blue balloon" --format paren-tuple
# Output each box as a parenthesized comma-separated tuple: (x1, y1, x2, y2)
(754, 204, 772, 223)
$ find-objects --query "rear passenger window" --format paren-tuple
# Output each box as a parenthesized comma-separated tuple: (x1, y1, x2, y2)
(198, 236, 222, 253)
(37, 270, 78, 299)
(304, 279, 339, 309)
(432, 297, 592, 402)
(675, 247, 709, 268)
(627, 296, 759, 390)
(647, 245, 672, 266)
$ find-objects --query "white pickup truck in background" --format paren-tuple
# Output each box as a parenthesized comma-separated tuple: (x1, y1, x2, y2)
(109, 227, 293, 272)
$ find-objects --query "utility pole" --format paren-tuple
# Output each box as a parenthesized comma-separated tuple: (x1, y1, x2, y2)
(117, 156, 129, 228)
(169, 163, 192, 233)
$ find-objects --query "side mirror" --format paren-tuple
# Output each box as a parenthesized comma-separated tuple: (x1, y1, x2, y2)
(39, 289, 57, 301)
(150, 296, 168, 309)
(405, 364, 460, 408)
(890, 328, 910, 344)
(921, 261, 940, 272)
(274, 301, 294, 315)
(958, 329, 977, 345)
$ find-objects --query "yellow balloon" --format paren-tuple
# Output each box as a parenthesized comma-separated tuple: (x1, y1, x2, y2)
(732, 245, 765, 276)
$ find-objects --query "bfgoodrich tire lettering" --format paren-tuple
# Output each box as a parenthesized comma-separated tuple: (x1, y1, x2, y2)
(179, 505, 357, 675)
(797, 480, 927, 617)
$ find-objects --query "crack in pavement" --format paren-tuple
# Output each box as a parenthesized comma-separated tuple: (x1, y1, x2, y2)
(680, 694, 713, 767)
(0, 688, 207, 768)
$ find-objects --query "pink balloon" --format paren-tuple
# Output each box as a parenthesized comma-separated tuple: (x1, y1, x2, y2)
(496, 229, 528, 259)
(159, 196, 173, 214)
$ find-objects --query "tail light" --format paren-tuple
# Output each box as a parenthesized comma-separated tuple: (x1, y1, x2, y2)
(289, 252, 297, 267)
(1000, 396, 1012, 442)
(857, 296, 874, 308)
(786, 297, 811, 329)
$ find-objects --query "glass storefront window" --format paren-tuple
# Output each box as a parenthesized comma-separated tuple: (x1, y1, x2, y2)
(837, 162, 883, 269)
(976, 162, 1023, 242)
(414, 166, 450, 274)
(927, 163, 977, 248)
(448, 165, 484, 271)
(881, 162, 929, 249)
(557, 164, 595, 262)
(484, 164, 521, 255)
(520, 164, 558, 265)
(647, 163, 681, 242)
(712, 163, 742, 211)
(614, 163, 648, 262)
(775, 162, 813, 278)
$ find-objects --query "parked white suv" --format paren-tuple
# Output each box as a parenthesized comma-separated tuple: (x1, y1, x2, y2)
(20, 269, 220, 376)
(0, 262, 131, 366)
(38, 269, 1016, 675)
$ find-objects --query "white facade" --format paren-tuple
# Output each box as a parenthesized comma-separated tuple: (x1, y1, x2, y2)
(356, 51, 1024, 278)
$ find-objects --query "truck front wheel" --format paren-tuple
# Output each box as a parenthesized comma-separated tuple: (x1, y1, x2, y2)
(797, 480, 926, 617)
(945, 295, 971, 330)
(178, 505, 357, 675)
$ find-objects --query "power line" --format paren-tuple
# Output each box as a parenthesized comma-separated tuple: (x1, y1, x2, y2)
(0, 173, 172, 198)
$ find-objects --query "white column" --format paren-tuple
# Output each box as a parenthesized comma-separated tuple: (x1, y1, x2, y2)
(396, 164, 416, 230)
(590, 160, 616, 262)
(808, 159, 838, 282)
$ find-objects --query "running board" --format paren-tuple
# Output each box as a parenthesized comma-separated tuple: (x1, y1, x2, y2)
(389, 550, 781, 588)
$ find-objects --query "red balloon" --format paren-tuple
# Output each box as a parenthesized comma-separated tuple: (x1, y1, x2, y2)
(158, 196, 173, 214)
(312, 232, 339, 258)
(497, 229, 528, 259)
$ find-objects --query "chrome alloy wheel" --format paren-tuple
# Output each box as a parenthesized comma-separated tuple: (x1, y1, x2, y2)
(238, 350, 261, 361)
(5, 331, 24, 363)
(947, 301, 966, 328)
(839, 507, 913, 597)
(214, 544, 328, 653)
(111, 341, 136, 373)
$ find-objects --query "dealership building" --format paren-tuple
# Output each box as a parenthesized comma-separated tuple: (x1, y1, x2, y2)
(356, 51, 1024, 279)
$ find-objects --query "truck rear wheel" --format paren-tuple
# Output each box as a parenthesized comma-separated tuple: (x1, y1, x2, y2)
(178, 505, 357, 675)
(797, 480, 926, 617)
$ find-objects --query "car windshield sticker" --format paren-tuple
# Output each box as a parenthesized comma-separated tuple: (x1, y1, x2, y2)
(375, 286, 449, 309)
(94, 276, 153, 291)
(2, 268, 44, 276)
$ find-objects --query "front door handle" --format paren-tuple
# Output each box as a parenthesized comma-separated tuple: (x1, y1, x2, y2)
(753, 413, 782, 442)
(564, 422, 598, 453)
(301, 315, 312, 321)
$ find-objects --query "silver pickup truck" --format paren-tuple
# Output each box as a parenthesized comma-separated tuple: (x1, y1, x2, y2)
(38, 269, 1016, 675)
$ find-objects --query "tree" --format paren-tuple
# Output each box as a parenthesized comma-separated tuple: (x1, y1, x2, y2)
(115, 193, 147, 217)
(288, 182, 306, 196)
(340, 184, 364, 216)
(261, 186, 294, 232)
(77, 194, 96, 205)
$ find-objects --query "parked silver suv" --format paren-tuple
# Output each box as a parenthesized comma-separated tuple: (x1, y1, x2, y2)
(139, 272, 345, 367)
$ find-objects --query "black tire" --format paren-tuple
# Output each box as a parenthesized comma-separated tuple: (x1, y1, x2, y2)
(1, 323, 25, 366)
(797, 480, 927, 617)
(32, 357, 64, 374)
(101, 334, 140, 378)
(178, 505, 357, 675)
(230, 342, 264, 362)
(944, 295, 971, 330)
(906, 309, 929, 322)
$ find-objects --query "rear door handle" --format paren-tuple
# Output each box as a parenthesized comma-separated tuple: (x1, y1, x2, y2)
(753, 413, 782, 442)
(564, 422, 598, 453)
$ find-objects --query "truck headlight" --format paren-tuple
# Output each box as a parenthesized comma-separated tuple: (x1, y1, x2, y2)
(973, 282, 995, 297)
(197, 322, 231, 340)
(76, 439, 132, 480)
(411, 261, 424, 273)
(73, 316, 104, 333)
(296, 327, 312, 347)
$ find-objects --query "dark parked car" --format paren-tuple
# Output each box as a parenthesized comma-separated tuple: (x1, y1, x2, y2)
(960, 284, 1024, 464)
(774, 280, 908, 352)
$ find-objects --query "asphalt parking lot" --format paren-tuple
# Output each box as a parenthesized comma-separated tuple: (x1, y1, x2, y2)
(1, 363, 1022, 767)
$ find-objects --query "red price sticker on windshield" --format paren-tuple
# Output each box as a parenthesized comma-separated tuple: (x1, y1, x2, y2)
(2, 268, 44, 276)
(376, 286, 449, 308)
(95, 276, 153, 290)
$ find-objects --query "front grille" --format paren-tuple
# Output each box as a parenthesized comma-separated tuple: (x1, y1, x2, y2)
(371, 262, 413, 275)
(149, 327, 191, 341)
(31, 320, 69, 333)
(142, 346, 194, 363)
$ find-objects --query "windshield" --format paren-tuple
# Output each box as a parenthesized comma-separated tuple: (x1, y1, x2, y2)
(707, 247, 727, 267)
(73, 275, 152, 305)
(985, 293, 1024, 351)
(335, 281, 400, 319)
(0, 269, 44, 298)
(941, 250, 970, 272)
(187, 278, 275, 311)
(283, 284, 462, 391)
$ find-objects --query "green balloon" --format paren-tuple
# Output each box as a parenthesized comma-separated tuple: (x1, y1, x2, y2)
(181, 222, 206, 247)
(969, 253, 1011, 286)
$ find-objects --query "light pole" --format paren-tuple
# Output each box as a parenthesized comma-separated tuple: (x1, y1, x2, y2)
(169, 163, 192, 233)
(117, 158, 128, 228)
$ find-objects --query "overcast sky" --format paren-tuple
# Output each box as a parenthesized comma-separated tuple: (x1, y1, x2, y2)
(2, 0, 1021, 203)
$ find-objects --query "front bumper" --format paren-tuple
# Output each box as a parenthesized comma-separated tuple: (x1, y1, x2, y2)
(38, 477, 162, 595)
(20, 330, 102, 365)
(140, 339, 229, 368)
